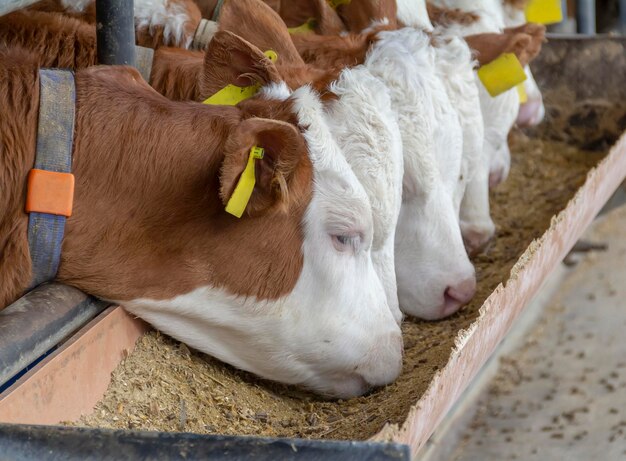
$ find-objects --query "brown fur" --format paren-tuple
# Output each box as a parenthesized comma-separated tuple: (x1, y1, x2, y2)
(216, 0, 343, 96)
(290, 25, 391, 69)
(0, 11, 97, 69)
(504, 23, 546, 63)
(219, 0, 308, 66)
(465, 31, 535, 67)
(337, 0, 399, 32)
(426, 4, 480, 27)
(0, 47, 38, 308)
(0, 46, 314, 308)
(0, 9, 338, 104)
(29, 0, 96, 23)
(276, 0, 346, 34)
(199, 30, 282, 98)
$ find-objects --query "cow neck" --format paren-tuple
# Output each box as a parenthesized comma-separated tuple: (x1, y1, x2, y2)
(0, 49, 39, 308)
(58, 65, 311, 303)
(151, 47, 205, 101)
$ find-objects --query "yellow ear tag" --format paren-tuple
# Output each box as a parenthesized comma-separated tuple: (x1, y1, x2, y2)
(225, 146, 265, 218)
(517, 83, 528, 103)
(525, 0, 563, 25)
(202, 50, 279, 106)
(288, 18, 317, 34)
(477, 53, 527, 97)
(327, 0, 351, 9)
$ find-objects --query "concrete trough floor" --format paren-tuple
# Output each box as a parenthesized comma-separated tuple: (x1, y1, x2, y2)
(425, 203, 626, 461)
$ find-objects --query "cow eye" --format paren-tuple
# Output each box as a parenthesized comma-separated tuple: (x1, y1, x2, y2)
(331, 234, 362, 253)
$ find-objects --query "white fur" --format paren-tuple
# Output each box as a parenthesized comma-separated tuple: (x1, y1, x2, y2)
(430, 32, 495, 248)
(429, 0, 520, 185)
(396, 1, 495, 249)
(325, 67, 404, 323)
(396, 0, 434, 31)
(134, 0, 195, 49)
(120, 85, 403, 398)
(478, 79, 519, 185)
(365, 28, 475, 320)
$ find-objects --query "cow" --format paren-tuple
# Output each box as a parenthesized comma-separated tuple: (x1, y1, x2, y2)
(0, 44, 403, 398)
(422, 0, 545, 185)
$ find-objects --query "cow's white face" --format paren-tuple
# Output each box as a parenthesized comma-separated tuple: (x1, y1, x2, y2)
(324, 66, 404, 324)
(476, 78, 519, 187)
(120, 84, 402, 398)
(516, 65, 545, 127)
(429, 32, 495, 253)
(367, 29, 476, 320)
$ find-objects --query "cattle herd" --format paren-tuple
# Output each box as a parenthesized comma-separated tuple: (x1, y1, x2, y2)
(0, 0, 547, 398)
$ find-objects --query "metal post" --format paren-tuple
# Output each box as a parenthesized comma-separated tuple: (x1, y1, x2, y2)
(95, 0, 136, 66)
(576, 0, 596, 35)
(620, 0, 626, 34)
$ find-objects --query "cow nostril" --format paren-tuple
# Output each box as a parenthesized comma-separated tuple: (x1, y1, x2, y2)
(489, 169, 505, 189)
(445, 277, 477, 307)
(462, 226, 496, 256)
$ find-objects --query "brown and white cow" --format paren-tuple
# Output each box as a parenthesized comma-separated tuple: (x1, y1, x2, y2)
(0, 7, 406, 323)
(0, 45, 402, 397)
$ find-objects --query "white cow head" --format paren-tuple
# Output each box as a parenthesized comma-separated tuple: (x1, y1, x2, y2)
(366, 28, 477, 320)
(120, 85, 403, 398)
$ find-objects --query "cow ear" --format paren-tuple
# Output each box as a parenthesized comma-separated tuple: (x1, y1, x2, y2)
(199, 30, 281, 99)
(504, 23, 546, 64)
(220, 118, 310, 217)
(465, 32, 532, 67)
(312, 0, 347, 34)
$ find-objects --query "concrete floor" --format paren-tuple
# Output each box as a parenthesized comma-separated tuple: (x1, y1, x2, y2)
(428, 204, 626, 461)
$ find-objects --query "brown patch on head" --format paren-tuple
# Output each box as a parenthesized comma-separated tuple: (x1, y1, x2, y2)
(219, 0, 307, 66)
(337, 0, 398, 32)
(275, 64, 341, 101)
(274, 0, 345, 34)
(465, 31, 537, 67)
(192, 0, 220, 18)
(426, 3, 480, 27)
(217, 0, 343, 98)
(199, 30, 282, 100)
(505, 23, 547, 63)
(291, 25, 389, 69)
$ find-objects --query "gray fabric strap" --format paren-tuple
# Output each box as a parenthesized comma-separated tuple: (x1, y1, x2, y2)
(134, 46, 154, 83)
(27, 69, 75, 289)
(212, 0, 224, 21)
(192, 18, 219, 50)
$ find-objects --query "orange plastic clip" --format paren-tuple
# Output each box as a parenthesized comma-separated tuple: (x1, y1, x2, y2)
(26, 169, 75, 217)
